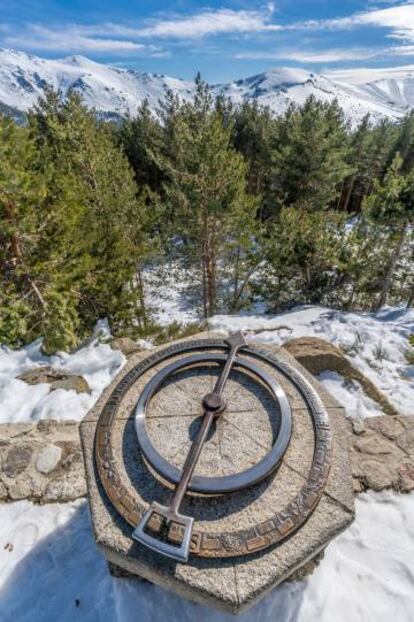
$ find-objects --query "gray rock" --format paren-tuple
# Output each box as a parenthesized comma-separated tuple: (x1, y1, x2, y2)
(283, 336, 400, 416)
(0, 420, 85, 502)
(111, 337, 145, 357)
(348, 415, 414, 493)
(18, 366, 90, 394)
(2, 445, 33, 477)
(351, 417, 366, 435)
(36, 444, 62, 474)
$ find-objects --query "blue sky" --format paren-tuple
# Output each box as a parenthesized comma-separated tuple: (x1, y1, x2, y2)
(1, 1, 414, 82)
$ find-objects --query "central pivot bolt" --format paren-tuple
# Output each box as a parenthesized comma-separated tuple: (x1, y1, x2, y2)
(202, 392, 225, 413)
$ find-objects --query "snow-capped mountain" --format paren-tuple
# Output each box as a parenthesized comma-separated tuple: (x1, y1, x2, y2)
(219, 67, 414, 124)
(0, 49, 195, 121)
(0, 48, 413, 126)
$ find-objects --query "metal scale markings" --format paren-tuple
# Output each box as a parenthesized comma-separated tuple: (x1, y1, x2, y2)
(94, 332, 332, 562)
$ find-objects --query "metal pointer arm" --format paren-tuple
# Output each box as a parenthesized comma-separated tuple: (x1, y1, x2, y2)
(169, 331, 247, 514)
(132, 331, 247, 561)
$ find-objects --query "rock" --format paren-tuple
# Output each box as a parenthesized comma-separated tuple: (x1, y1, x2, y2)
(0, 480, 8, 500)
(2, 445, 33, 477)
(111, 337, 145, 357)
(396, 428, 414, 452)
(353, 434, 397, 455)
(43, 468, 87, 502)
(347, 415, 414, 493)
(367, 416, 405, 440)
(360, 459, 395, 491)
(0, 420, 85, 503)
(397, 464, 414, 493)
(18, 366, 90, 394)
(283, 336, 400, 416)
(351, 417, 366, 435)
(36, 445, 62, 474)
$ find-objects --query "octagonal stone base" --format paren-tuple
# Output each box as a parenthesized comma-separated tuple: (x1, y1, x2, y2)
(80, 332, 354, 614)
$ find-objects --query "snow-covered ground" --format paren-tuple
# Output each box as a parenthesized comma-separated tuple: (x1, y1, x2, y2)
(0, 491, 413, 622)
(0, 319, 125, 423)
(210, 305, 414, 418)
(0, 302, 413, 621)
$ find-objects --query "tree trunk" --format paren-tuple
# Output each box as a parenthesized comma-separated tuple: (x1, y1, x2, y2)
(406, 286, 414, 309)
(3, 196, 47, 310)
(373, 226, 406, 312)
(205, 228, 216, 317)
(136, 267, 147, 333)
(201, 239, 208, 319)
(232, 244, 241, 310)
(201, 209, 208, 319)
(342, 175, 355, 212)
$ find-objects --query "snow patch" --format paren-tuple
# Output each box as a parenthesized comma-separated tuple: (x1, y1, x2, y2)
(209, 305, 414, 417)
(0, 492, 413, 621)
(0, 324, 125, 423)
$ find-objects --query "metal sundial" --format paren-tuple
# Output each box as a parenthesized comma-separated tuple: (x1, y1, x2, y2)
(94, 332, 332, 563)
(133, 332, 292, 561)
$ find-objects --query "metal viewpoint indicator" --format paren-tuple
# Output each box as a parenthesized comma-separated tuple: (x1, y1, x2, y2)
(94, 333, 332, 563)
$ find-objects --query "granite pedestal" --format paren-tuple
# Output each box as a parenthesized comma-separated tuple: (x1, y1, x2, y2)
(80, 332, 354, 614)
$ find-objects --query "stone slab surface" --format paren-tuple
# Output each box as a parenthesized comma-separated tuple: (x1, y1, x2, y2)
(0, 419, 85, 502)
(2, 413, 411, 506)
(347, 414, 414, 493)
(80, 331, 355, 613)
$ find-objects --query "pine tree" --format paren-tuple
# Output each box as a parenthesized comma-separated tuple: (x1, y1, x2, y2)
(269, 96, 351, 213)
(231, 101, 275, 218)
(117, 100, 165, 192)
(0, 89, 153, 352)
(260, 207, 348, 309)
(364, 153, 414, 312)
(163, 76, 259, 317)
(349, 119, 398, 213)
(0, 115, 51, 346)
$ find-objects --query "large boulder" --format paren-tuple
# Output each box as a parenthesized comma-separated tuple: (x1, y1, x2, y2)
(282, 336, 399, 416)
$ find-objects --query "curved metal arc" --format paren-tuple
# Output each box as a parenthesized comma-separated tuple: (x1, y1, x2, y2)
(134, 352, 292, 494)
(94, 337, 332, 559)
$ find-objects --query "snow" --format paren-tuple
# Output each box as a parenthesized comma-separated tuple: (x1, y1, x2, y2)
(0, 48, 412, 126)
(0, 491, 413, 622)
(0, 48, 195, 118)
(209, 305, 414, 417)
(0, 301, 413, 619)
(0, 319, 125, 423)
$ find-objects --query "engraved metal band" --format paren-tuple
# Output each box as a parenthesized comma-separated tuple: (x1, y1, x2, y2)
(94, 339, 332, 558)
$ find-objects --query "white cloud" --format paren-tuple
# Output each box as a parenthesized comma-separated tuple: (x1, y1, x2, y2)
(235, 48, 382, 63)
(295, 2, 414, 43)
(3, 24, 161, 54)
(234, 45, 414, 63)
(0, 7, 283, 55)
(326, 63, 414, 84)
(91, 8, 281, 40)
(139, 8, 281, 38)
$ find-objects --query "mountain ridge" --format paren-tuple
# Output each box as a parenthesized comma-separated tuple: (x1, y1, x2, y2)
(0, 48, 413, 126)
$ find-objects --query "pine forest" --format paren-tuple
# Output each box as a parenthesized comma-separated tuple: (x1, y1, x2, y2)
(1, 75, 413, 353)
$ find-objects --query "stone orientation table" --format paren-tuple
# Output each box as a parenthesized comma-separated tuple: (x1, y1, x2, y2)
(78, 331, 355, 613)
